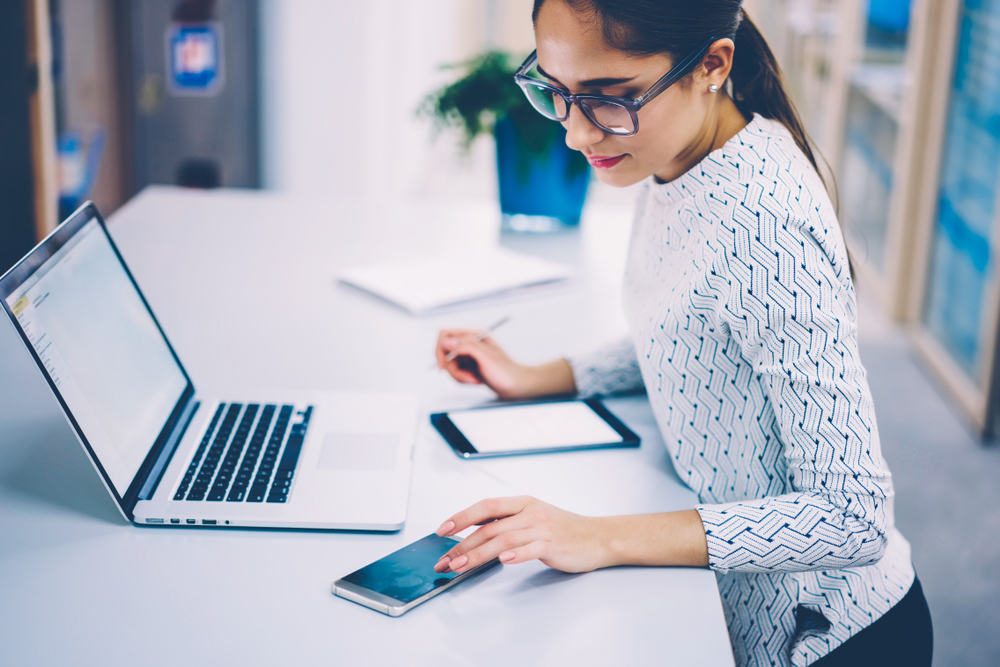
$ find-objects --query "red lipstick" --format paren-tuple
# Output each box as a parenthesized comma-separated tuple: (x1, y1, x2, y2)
(587, 154, 627, 169)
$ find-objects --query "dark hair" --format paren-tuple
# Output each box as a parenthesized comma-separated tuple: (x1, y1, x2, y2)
(531, 0, 823, 184)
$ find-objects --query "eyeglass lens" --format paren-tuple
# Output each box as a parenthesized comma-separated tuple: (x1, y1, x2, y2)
(522, 82, 561, 119)
(521, 82, 635, 135)
(577, 98, 634, 135)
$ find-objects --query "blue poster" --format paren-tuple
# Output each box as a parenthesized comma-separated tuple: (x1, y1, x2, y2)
(167, 23, 224, 95)
(923, 0, 1000, 382)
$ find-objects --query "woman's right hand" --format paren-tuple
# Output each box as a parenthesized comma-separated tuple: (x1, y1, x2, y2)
(434, 328, 530, 399)
(434, 329, 576, 400)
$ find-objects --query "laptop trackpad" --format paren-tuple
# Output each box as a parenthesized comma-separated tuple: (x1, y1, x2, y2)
(318, 433, 399, 471)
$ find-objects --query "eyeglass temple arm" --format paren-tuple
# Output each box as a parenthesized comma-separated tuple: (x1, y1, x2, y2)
(516, 51, 538, 76)
(633, 36, 732, 109)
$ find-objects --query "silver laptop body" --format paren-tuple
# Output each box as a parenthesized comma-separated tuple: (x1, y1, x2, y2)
(0, 202, 415, 531)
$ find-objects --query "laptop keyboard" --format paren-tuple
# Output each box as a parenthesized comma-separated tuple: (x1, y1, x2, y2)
(174, 402, 313, 504)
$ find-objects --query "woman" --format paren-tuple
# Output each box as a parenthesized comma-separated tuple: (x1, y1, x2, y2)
(432, 1, 932, 665)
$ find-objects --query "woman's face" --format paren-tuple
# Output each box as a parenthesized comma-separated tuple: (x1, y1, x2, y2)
(534, 1, 720, 187)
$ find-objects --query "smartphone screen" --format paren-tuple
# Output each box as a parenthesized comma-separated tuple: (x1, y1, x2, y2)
(340, 534, 463, 604)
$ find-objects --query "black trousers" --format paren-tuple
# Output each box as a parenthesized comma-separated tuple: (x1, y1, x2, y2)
(812, 577, 933, 666)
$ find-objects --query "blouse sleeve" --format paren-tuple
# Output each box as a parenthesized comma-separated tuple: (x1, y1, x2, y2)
(567, 337, 645, 398)
(695, 206, 892, 573)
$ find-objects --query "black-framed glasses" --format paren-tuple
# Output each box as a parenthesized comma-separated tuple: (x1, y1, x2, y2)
(514, 36, 731, 137)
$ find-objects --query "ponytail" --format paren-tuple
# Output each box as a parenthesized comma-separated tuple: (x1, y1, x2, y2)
(731, 12, 825, 185)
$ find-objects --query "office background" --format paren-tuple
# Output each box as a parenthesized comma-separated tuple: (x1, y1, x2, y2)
(1, 0, 999, 665)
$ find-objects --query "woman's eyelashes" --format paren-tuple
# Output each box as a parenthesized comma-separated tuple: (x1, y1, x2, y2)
(534, 69, 638, 97)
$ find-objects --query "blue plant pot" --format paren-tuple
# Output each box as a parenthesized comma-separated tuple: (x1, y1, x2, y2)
(868, 0, 910, 34)
(494, 116, 590, 232)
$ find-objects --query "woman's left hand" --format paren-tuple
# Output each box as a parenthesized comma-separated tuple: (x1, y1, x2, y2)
(433, 495, 611, 575)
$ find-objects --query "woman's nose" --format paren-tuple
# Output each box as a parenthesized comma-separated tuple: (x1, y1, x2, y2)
(562, 104, 605, 152)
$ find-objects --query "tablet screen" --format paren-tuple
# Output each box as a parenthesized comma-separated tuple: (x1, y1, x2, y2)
(447, 401, 624, 453)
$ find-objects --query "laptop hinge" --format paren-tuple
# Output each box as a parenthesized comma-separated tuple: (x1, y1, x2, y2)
(138, 398, 200, 500)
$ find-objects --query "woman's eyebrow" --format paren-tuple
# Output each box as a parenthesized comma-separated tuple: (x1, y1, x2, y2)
(536, 63, 637, 88)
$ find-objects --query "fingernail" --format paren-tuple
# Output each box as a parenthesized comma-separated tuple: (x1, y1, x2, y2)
(443, 337, 457, 349)
(436, 520, 455, 536)
(434, 557, 449, 572)
(499, 551, 516, 563)
(450, 555, 468, 571)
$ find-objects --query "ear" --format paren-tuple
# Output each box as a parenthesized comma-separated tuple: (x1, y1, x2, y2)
(701, 38, 735, 89)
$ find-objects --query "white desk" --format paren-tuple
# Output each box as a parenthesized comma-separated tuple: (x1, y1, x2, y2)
(0, 187, 734, 666)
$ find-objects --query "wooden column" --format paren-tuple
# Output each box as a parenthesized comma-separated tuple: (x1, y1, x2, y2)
(25, 0, 59, 239)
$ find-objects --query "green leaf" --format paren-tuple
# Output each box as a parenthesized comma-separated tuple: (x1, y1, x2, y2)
(419, 51, 590, 180)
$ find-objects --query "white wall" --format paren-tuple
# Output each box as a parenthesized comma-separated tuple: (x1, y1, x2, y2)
(260, 0, 500, 201)
(257, 0, 637, 208)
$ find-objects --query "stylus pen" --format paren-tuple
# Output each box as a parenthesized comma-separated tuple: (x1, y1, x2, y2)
(434, 315, 511, 369)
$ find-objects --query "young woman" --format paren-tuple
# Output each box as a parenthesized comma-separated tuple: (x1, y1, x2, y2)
(432, 1, 932, 665)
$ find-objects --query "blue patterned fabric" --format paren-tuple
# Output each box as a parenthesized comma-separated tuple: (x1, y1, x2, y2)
(569, 115, 914, 667)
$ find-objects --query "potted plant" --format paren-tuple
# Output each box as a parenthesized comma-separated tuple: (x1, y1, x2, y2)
(421, 51, 590, 232)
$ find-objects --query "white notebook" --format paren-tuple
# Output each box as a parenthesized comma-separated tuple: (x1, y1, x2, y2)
(339, 247, 571, 315)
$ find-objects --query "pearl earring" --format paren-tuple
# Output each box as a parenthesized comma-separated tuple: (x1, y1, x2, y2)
(709, 84, 719, 93)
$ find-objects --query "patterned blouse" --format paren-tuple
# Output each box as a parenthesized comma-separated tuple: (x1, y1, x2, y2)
(569, 115, 915, 667)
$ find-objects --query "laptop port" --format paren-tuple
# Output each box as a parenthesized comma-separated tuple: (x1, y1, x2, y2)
(186, 519, 196, 524)
(145, 518, 164, 524)
(170, 518, 180, 524)
(202, 519, 217, 525)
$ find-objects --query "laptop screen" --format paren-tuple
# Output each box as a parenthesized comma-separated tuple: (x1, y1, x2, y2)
(3, 214, 189, 496)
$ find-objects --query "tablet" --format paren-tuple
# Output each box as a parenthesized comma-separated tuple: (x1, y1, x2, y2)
(431, 397, 640, 458)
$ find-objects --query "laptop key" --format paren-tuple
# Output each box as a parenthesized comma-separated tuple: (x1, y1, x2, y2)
(277, 434, 304, 472)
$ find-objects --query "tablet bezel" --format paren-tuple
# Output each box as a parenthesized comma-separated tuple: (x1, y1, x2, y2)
(430, 397, 640, 458)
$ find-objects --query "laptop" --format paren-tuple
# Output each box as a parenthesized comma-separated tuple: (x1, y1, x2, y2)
(0, 202, 416, 531)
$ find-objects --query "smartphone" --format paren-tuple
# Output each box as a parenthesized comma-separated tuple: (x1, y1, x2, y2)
(332, 534, 500, 617)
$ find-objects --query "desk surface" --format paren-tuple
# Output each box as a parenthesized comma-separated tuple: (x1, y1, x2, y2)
(0, 187, 734, 666)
